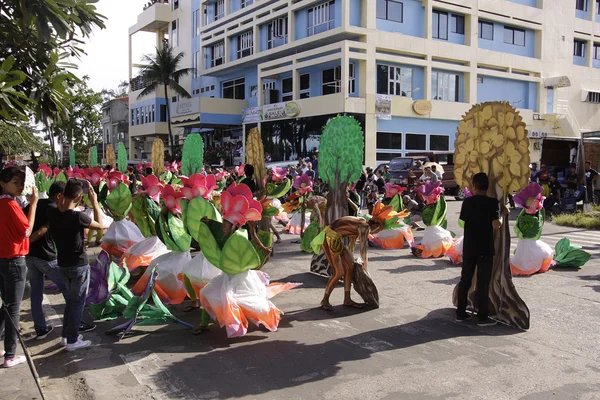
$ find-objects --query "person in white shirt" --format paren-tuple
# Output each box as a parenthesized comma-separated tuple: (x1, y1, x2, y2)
(420, 167, 438, 182)
(569, 143, 577, 165)
(432, 165, 443, 180)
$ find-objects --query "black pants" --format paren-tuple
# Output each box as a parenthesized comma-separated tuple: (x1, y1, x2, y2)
(0, 257, 27, 359)
(457, 255, 492, 320)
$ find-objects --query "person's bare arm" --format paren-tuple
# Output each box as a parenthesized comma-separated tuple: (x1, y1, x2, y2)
(26, 187, 39, 237)
(29, 226, 48, 243)
(87, 186, 103, 230)
(358, 224, 370, 270)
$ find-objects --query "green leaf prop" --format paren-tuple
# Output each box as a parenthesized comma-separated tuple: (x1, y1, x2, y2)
(458, 218, 465, 229)
(181, 133, 204, 177)
(157, 214, 180, 251)
(388, 194, 403, 212)
(553, 238, 592, 268)
(216, 178, 227, 192)
(220, 230, 261, 274)
(91, 147, 98, 167)
(194, 222, 222, 266)
(514, 210, 543, 240)
(167, 213, 192, 252)
(252, 230, 273, 268)
(183, 274, 197, 301)
(118, 142, 127, 172)
(301, 223, 321, 253)
(267, 179, 291, 199)
(69, 148, 75, 168)
(55, 171, 68, 183)
(186, 197, 222, 240)
(131, 195, 160, 237)
(160, 170, 173, 184)
(422, 196, 447, 226)
(35, 172, 54, 193)
(262, 205, 280, 218)
(106, 183, 132, 220)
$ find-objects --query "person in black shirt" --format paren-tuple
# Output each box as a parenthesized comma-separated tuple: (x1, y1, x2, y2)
(585, 160, 599, 203)
(347, 188, 360, 216)
(565, 164, 579, 198)
(25, 182, 66, 339)
(375, 170, 385, 194)
(543, 174, 562, 216)
(47, 179, 103, 351)
(456, 173, 504, 327)
(240, 164, 258, 195)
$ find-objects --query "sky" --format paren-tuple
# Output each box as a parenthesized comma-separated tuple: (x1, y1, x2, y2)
(73, 0, 157, 92)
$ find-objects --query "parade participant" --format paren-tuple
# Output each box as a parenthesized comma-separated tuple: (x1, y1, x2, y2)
(455, 173, 504, 326)
(312, 201, 389, 311)
(0, 167, 38, 367)
(47, 179, 103, 351)
(240, 164, 257, 195)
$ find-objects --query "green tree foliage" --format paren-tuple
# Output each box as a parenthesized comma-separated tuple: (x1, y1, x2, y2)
(137, 46, 194, 158)
(0, 122, 46, 159)
(181, 134, 204, 176)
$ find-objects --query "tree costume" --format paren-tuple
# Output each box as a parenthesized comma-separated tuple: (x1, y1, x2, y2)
(410, 181, 453, 258)
(452, 102, 531, 330)
(369, 183, 414, 249)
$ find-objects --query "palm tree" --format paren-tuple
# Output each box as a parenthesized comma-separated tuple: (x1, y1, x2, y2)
(137, 46, 194, 157)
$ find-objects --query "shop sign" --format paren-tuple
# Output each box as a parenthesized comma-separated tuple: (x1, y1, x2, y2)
(242, 106, 263, 123)
(528, 131, 548, 139)
(375, 94, 391, 120)
(532, 140, 541, 151)
(413, 100, 432, 115)
(285, 102, 300, 117)
(171, 97, 199, 117)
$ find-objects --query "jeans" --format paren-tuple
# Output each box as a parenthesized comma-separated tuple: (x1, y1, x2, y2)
(26, 256, 69, 333)
(0, 257, 27, 358)
(456, 255, 493, 320)
(59, 265, 90, 344)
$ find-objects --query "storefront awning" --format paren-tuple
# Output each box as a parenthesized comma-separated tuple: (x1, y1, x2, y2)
(172, 114, 200, 127)
(544, 76, 571, 88)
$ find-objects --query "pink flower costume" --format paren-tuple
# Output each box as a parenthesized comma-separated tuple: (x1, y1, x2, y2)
(411, 181, 453, 258)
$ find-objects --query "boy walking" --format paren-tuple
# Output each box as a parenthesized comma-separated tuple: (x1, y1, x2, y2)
(47, 180, 103, 351)
(456, 173, 503, 327)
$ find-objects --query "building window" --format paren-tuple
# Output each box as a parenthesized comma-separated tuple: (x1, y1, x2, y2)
(192, 51, 199, 78)
(321, 65, 355, 95)
(597, 0, 600, 14)
(451, 14, 464, 34)
(223, 78, 245, 100)
(432, 10, 448, 40)
(431, 72, 459, 102)
(131, 110, 135, 126)
(430, 135, 450, 151)
(478, 21, 494, 40)
(237, 31, 253, 59)
(307, 1, 335, 37)
(263, 81, 275, 90)
(282, 77, 293, 102)
(193, 10, 200, 36)
(377, 64, 412, 96)
(586, 91, 600, 103)
(267, 17, 288, 49)
(172, 96, 178, 103)
(594, 43, 600, 59)
(241, 0, 253, 8)
(171, 19, 178, 47)
(136, 108, 140, 125)
(574, 39, 587, 57)
(377, 132, 402, 149)
(376, 0, 403, 23)
(576, 0, 588, 11)
(173, 0, 179, 10)
(207, 41, 224, 67)
(151, 105, 155, 122)
(405, 133, 426, 150)
(504, 26, 525, 46)
(215, 0, 225, 20)
(160, 105, 167, 122)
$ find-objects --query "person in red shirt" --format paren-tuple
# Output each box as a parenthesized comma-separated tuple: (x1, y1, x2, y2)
(0, 166, 38, 368)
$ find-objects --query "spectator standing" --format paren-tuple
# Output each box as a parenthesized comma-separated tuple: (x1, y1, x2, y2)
(585, 160, 599, 203)
(47, 180, 103, 351)
(383, 165, 391, 183)
(530, 163, 540, 183)
(305, 163, 315, 179)
(565, 164, 579, 198)
(543, 174, 562, 216)
(0, 167, 39, 367)
(311, 153, 319, 178)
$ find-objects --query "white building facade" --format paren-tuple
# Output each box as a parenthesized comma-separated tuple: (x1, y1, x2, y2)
(128, 0, 600, 167)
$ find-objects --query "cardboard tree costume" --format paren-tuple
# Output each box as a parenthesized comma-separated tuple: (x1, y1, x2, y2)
(369, 183, 414, 249)
(117, 142, 127, 173)
(410, 181, 454, 258)
(452, 101, 531, 330)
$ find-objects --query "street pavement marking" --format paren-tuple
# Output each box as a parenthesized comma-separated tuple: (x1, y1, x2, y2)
(120, 351, 197, 400)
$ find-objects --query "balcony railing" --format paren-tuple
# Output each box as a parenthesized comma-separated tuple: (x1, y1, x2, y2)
(142, 0, 168, 11)
(130, 75, 155, 92)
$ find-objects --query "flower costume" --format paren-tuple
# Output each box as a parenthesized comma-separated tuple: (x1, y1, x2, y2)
(411, 181, 453, 258)
(369, 184, 414, 249)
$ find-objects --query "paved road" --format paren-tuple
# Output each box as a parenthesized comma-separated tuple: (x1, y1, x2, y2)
(4, 198, 600, 400)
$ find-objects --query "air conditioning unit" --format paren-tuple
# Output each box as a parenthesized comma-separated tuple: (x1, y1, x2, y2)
(263, 89, 280, 105)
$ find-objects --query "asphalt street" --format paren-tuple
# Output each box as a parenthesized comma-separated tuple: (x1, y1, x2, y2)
(3, 198, 600, 400)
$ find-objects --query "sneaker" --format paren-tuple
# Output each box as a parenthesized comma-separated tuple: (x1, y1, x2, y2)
(65, 338, 91, 352)
(61, 334, 83, 346)
(3, 356, 26, 368)
(79, 321, 96, 333)
(477, 317, 498, 327)
(455, 313, 472, 323)
(36, 326, 54, 340)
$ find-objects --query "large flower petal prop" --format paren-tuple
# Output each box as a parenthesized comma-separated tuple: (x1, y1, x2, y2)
(220, 183, 262, 227)
(416, 180, 445, 205)
(293, 174, 313, 195)
(180, 173, 217, 200)
(235, 163, 246, 178)
(65, 167, 84, 179)
(85, 167, 107, 187)
(38, 164, 52, 178)
(271, 167, 288, 182)
(53, 167, 62, 177)
(513, 183, 545, 215)
(107, 171, 130, 191)
(139, 175, 163, 202)
(384, 183, 406, 199)
(166, 161, 181, 173)
(281, 193, 301, 213)
(161, 184, 185, 215)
